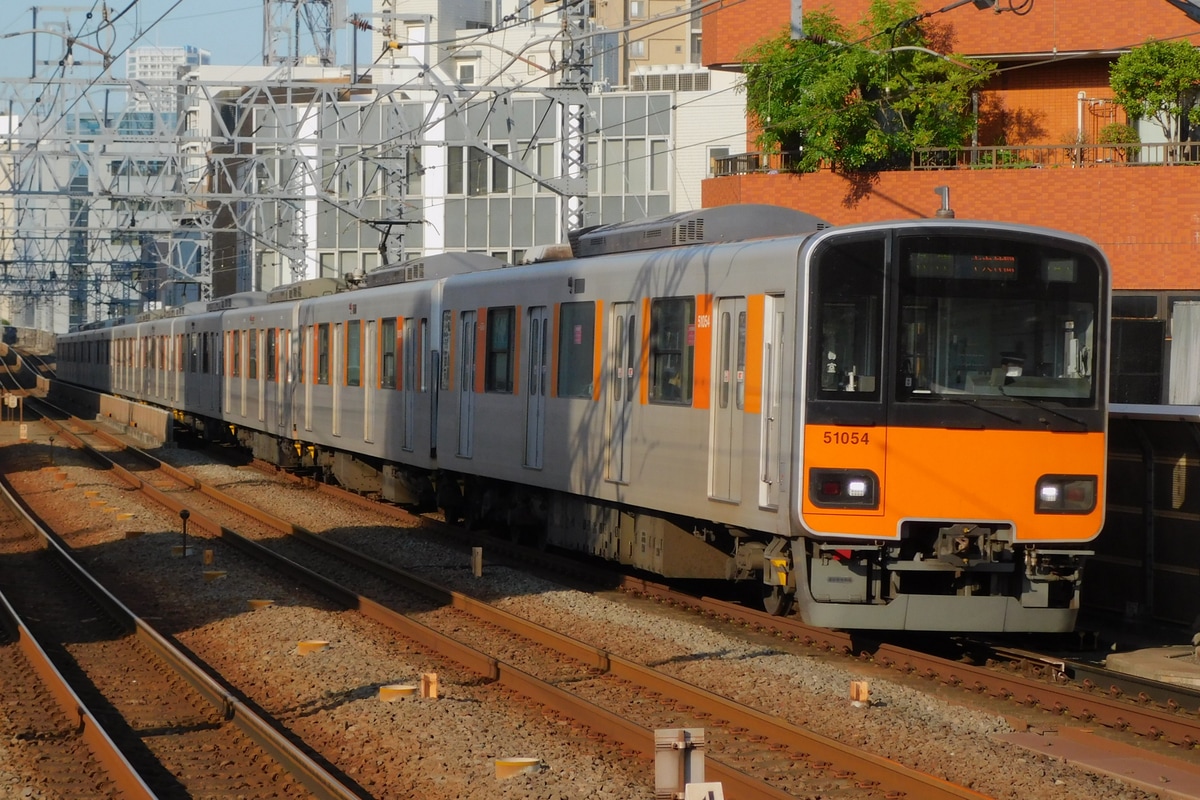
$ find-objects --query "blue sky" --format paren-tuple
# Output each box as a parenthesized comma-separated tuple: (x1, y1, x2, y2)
(0, 1, 371, 79)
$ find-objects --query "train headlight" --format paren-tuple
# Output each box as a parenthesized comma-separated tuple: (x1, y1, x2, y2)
(809, 469, 879, 509)
(1035, 475, 1096, 514)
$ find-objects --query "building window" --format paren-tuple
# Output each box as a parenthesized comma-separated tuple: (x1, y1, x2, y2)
(447, 145, 464, 194)
(468, 146, 489, 196)
(629, 40, 647, 59)
(651, 140, 669, 191)
(486, 307, 515, 392)
(458, 63, 475, 84)
(407, 148, 424, 196)
(492, 143, 509, 193)
(649, 297, 695, 404)
(557, 302, 595, 397)
(708, 146, 730, 177)
(319, 252, 335, 278)
(630, 0, 646, 17)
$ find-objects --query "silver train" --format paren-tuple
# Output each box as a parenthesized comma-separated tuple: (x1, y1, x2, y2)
(58, 204, 1111, 632)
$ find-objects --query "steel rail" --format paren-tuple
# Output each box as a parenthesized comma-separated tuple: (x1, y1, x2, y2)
(6, 420, 366, 800)
(36, 412, 800, 800)
(39, 406, 993, 800)
(0, 484, 157, 799)
(624, 579, 1200, 750)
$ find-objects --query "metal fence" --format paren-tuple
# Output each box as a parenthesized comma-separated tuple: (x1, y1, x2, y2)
(711, 143, 1200, 176)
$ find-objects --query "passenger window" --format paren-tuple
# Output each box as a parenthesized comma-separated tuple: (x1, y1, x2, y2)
(266, 329, 277, 381)
(557, 301, 596, 398)
(440, 311, 452, 392)
(810, 238, 884, 401)
(248, 330, 258, 379)
(317, 323, 330, 385)
(346, 320, 361, 387)
(297, 327, 306, 383)
(649, 297, 695, 405)
(230, 332, 241, 377)
(485, 307, 515, 392)
(381, 317, 397, 389)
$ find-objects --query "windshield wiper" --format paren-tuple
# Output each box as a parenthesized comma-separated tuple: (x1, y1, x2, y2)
(996, 389, 1090, 430)
(932, 394, 1021, 424)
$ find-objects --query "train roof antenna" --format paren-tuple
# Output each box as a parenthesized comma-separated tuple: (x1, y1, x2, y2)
(934, 185, 955, 218)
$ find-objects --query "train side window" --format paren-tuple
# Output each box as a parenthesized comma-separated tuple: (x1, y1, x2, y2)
(418, 318, 428, 392)
(649, 296, 695, 405)
(440, 311, 452, 392)
(230, 332, 241, 378)
(266, 329, 277, 381)
(809, 237, 884, 401)
(381, 317, 397, 389)
(558, 301, 596, 398)
(346, 320, 361, 387)
(297, 327, 306, 383)
(485, 307, 515, 393)
(248, 330, 258, 380)
(317, 323, 330, 385)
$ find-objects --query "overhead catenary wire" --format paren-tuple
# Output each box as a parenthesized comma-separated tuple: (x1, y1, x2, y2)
(2, 0, 1192, 298)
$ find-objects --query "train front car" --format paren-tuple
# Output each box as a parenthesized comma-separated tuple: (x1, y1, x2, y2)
(785, 222, 1109, 632)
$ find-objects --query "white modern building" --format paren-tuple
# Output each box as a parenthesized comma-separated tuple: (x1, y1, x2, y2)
(126, 45, 212, 113)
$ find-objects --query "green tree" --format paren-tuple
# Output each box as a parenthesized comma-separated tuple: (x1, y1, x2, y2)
(740, 0, 993, 173)
(1110, 39, 1200, 142)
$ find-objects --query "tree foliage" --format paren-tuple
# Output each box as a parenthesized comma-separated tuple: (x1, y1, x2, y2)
(740, 0, 994, 173)
(1109, 39, 1200, 142)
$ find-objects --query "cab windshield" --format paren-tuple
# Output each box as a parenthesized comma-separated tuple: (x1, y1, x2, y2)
(896, 235, 1099, 406)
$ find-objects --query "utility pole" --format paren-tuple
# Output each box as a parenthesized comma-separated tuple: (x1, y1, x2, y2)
(554, 0, 592, 235)
(263, 0, 346, 67)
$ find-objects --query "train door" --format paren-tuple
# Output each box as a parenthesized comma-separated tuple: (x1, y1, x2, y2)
(759, 294, 785, 509)
(257, 330, 266, 423)
(457, 310, 477, 457)
(607, 302, 637, 483)
(402, 318, 417, 451)
(174, 332, 182, 405)
(238, 331, 247, 419)
(278, 328, 290, 432)
(332, 322, 342, 437)
(224, 332, 233, 416)
(364, 320, 376, 444)
(710, 296, 747, 502)
(524, 306, 549, 468)
(304, 325, 313, 433)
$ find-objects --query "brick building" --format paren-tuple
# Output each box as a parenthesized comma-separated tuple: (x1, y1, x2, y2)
(701, 0, 1200, 404)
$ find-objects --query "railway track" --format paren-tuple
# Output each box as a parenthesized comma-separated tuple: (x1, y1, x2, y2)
(618, 583, 1200, 751)
(0, 490, 137, 798)
(282, 457, 1200, 759)
(16, 375, 1200, 797)
(0, 462, 360, 798)
(20, 397, 998, 800)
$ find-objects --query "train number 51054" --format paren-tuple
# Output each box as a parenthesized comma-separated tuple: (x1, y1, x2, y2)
(823, 431, 869, 445)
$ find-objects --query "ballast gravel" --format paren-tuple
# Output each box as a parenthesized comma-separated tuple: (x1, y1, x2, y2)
(0, 431, 1170, 800)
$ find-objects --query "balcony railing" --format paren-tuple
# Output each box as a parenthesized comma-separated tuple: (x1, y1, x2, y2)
(710, 142, 1200, 177)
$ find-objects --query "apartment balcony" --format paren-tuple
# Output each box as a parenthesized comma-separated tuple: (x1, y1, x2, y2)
(711, 142, 1200, 177)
